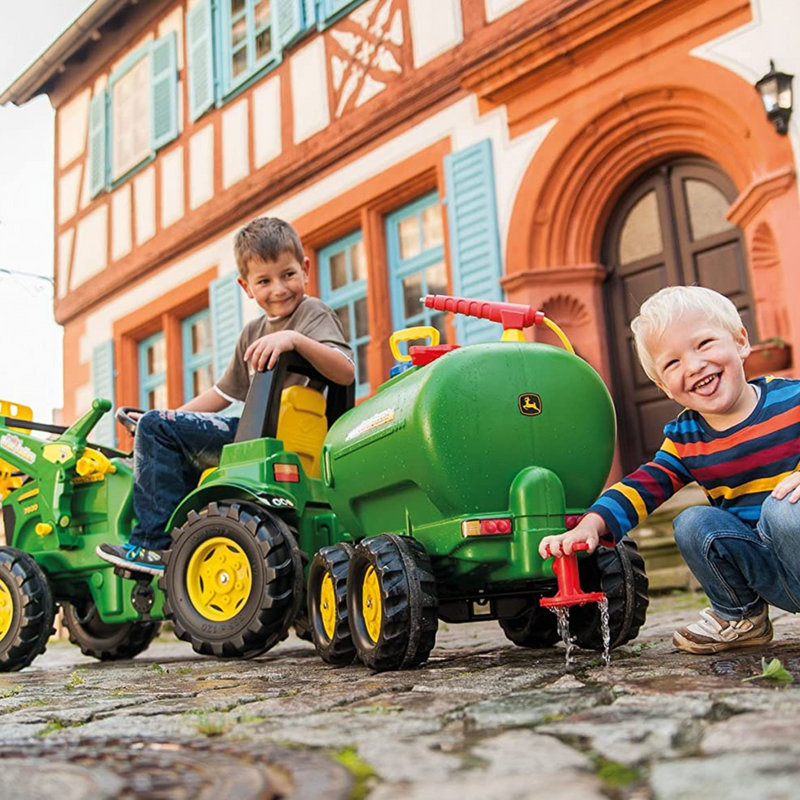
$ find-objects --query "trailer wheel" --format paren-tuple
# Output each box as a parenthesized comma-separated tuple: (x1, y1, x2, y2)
(0, 547, 55, 672)
(292, 548, 314, 642)
(62, 599, 160, 661)
(571, 536, 649, 650)
(347, 534, 438, 671)
(160, 501, 302, 658)
(308, 543, 356, 665)
(499, 603, 561, 648)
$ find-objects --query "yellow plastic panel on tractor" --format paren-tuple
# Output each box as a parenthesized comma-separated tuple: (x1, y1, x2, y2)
(276, 386, 327, 478)
(0, 399, 33, 500)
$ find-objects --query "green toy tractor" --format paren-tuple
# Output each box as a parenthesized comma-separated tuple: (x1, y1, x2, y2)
(305, 295, 649, 671)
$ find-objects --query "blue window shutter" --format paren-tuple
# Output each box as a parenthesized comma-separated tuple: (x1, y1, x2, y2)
(444, 139, 504, 344)
(187, 0, 215, 122)
(151, 32, 179, 150)
(88, 91, 107, 198)
(92, 340, 116, 447)
(210, 272, 243, 380)
(304, 0, 316, 27)
(277, 0, 304, 47)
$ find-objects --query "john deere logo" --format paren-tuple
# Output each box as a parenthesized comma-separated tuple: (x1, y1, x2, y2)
(518, 393, 542, 416)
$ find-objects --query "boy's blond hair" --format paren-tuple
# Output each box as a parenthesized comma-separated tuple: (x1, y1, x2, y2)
(632, 286, 744, 382)
(233, 217, 305, 280)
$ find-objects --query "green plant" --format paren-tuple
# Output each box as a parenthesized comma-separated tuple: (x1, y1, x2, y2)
(743, 657, 793, 684)
(329, 746, 377, 800)
(195, 714, 231, 737)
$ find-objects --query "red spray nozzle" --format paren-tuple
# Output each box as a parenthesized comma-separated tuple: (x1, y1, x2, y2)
(424, 294, 545, 331)
(540, 542, 605, 609)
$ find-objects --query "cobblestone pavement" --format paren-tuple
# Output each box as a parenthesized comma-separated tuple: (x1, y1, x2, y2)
(2, 593, 800, 799)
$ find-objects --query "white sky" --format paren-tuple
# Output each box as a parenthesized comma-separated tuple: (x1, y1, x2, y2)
(0, 1, 92, 421)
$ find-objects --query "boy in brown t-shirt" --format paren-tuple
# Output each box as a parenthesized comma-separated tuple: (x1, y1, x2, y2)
(97, 218, 355, 575)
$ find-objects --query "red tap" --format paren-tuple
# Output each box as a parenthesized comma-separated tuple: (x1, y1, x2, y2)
(540, 542, 605, 608)
(424, 294, 545, 331)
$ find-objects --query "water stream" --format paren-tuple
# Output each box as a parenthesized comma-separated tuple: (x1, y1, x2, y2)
(549, 598, 612, 670)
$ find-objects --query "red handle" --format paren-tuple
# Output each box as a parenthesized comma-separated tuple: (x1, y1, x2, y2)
(424, 294, 545, 331)
(540, 541, 604, 609)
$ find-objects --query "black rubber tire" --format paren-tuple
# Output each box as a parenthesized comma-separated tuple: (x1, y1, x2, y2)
(347, 534, 438, 671)
(62, 599, 160, 661)
(159, 501, 301, 658)
(292, 547, 313, 642)
(0, 547, 55, 672)
(308, 543, 356, 665)
(499, 603, 561, 648)
(571, 536, 650, 650)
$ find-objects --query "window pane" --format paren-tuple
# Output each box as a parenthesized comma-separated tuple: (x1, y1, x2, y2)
(685, 179, 734, 241)
(330, 251, 347, 290)
(425, 261, 447, 296)
(422, 204, 443, 249)
(148, 383, 168, 410)
(256, 28, 272, 60)
(191, 318, 210, 355)
(254, 0, 271, 29)
(357, 343, 369, 386)
(354, 297, 369, 338)
(146, 338, 165, 376)
(619, 191, 663, 265)
(402, 273, 423, 318)
(431, 312, 448, 344)
(335, 304, 351, 335)
(232, 45, 248, 78)
(231, 16, 247, 48)
(111, 57, 152, 180)
(231, 0, 245, 15)
(351, 240, 367, 281)
(193, 366, 213, 397)
(398, 216, 421, 260)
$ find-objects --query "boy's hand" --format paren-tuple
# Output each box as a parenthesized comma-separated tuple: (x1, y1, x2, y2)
(538, 513, 610, 559)
(244, 331, 298, 372)
(771, 472, 800, 503)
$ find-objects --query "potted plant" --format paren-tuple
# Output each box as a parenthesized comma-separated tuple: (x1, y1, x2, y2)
(745, 337, 793, 378)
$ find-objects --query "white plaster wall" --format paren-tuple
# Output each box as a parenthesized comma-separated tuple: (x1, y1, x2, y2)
(692, 0, 800, 198)
(71, 206, 108, 289)
(408, 0, 463, 67)
(112, 32, 154, 73)
(111, 184, 132, 261)
(291, 38, 330, 143)
(222, 99, 250, 188)
(189, 125, 215, 209)
(161, 145, 185, 228)
(57, 229, 74, 299)
(58, 165, 82, 224)
(485, 0, 527, 22)
(134, 166, 156, 245)
(57, 89, 90, 169)
(253, 76, 282, 167)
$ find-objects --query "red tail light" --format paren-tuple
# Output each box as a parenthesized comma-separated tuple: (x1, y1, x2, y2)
(462, 518, 512, 537)
(273, 463, 300, 483)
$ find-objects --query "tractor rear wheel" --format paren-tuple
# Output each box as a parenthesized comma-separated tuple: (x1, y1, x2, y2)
(0, 547, 55, 672)
(499, 603, 560, 648)
(347, 534, 438, 671)
(308, 543, 356, 665)
(571, 537, 649, 650)
(62, 599, 160, 661)
(160, 501, 302, 658)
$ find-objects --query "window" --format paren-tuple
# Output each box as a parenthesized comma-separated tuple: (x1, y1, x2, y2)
(89, 33, 179, 196)
(222, 0, 277, 94)
(182, 309, 214, 401)
(319, 231, 370, 397)
(139, 332, 168, 410)
(386, 193, 448, 346)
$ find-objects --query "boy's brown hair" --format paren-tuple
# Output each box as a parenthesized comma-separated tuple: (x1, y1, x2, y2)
(233, 217, 305, 279)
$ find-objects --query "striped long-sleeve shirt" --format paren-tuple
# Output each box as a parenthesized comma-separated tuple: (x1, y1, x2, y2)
(588, 377, 800, 543)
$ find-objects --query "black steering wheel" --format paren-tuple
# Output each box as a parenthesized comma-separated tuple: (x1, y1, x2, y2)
(115, 407, 146, 435)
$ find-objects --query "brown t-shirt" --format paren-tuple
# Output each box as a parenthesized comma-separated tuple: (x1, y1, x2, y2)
(215, 296, 354, 402)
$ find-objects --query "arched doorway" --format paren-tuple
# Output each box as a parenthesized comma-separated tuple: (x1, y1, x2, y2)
(603, 157, 755, 472)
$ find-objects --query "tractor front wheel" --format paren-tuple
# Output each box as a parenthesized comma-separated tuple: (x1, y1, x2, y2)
(62, 599, 160, 661)
(308, 543, 356, 665)
(0, 547, 55, 672)
(160, 501, 302, 658)
(347, 534, 438, 671)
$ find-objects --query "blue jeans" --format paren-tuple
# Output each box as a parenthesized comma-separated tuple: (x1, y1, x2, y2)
(129, 410, 239, 550)
(673, 497, 800, 620)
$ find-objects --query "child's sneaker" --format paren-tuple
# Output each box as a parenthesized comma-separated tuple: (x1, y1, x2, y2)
(673, 606, 772, 654)
(96, 543, 166, 576)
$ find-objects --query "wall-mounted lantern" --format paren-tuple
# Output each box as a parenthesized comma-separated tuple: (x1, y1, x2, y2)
(755, 60, 793, 135)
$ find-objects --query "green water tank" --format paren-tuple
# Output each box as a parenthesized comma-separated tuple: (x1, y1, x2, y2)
(322, 342, 615, 540)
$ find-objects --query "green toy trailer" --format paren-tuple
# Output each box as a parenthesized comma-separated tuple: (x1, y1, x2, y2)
(305, 295, 649, 671)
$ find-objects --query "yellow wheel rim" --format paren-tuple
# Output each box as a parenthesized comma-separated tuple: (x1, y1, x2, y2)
(0, 577, 13, 643)
(362, 565, 382, 643)
(320, 572, 336, 641)
(186, 537, 252, 622)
